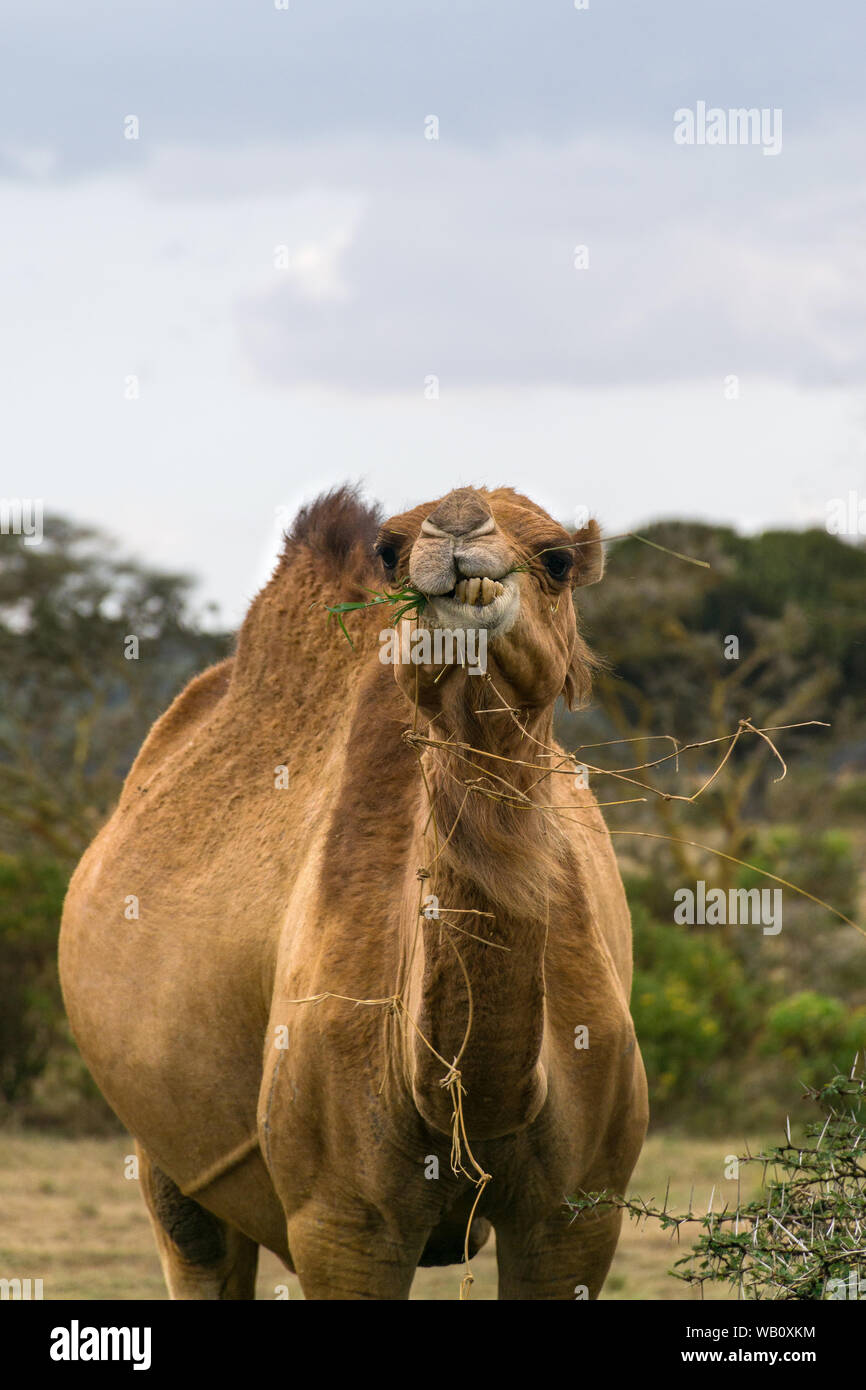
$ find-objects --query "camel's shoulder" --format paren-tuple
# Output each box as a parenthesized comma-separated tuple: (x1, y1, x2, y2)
(126, 657, 235, 785)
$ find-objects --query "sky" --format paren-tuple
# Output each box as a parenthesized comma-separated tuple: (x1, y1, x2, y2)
(2, 1, 865, 624)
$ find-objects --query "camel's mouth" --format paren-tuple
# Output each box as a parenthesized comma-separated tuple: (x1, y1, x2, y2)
(452, 577, 505, 606)
(421, 573, 520, 635)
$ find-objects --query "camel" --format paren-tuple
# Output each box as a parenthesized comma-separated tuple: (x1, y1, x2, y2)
(59, 484, 648, 1300)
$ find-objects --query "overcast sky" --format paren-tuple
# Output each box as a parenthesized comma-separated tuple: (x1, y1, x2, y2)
(3, 1, 864, 624)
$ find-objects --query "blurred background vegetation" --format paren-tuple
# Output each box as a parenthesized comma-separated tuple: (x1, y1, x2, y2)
(566, 522, 866, 1126)
(0, 517, 230, 1130)
(1, 515, 864, 1133)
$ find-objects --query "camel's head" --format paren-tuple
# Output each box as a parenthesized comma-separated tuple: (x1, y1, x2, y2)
(374, 486, 604, 715)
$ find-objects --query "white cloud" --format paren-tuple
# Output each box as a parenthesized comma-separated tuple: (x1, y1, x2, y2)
(135, 133, 866, 391)
(3, 133, 865, 623)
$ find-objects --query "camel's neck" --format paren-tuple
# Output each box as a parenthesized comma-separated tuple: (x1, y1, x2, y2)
(405, 694, 574, 1139)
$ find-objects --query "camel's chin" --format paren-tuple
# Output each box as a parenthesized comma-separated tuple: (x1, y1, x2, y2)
(422, 574, 520, 637)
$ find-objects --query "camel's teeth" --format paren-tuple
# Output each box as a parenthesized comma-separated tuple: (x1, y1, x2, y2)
(453, 576, 505, 606)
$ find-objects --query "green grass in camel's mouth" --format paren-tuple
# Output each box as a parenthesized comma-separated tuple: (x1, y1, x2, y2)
(324, 581, 427, 646)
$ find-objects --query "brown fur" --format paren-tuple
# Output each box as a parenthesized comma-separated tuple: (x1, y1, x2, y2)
(59, 484, 648, 1300)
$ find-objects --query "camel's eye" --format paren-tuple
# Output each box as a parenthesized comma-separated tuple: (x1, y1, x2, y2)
(542, 549, 573, 581)
(376, 543, 399, 573)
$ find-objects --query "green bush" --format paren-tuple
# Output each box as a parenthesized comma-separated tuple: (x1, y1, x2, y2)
(760, 990, 866, 1088)
(736, 827, 859, 920)
(833, 776, 866, 818)
(630, 902, 760, 1112)
(0, 854, 67, 1104)
(571, 1071, 866, 1300)
(0, 852, 118, 1130)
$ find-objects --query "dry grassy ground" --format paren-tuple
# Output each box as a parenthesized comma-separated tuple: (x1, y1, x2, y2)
(0, 1129, 774, 1301)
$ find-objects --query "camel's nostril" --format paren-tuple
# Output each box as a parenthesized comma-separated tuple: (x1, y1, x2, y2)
(453, 554, 506, 581)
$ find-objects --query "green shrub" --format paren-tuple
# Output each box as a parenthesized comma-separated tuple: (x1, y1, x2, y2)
(0, 852, 119, 1130)
(737, 827, 859, 920)
(833, 776, 866, 818)
(761, 990, 866, 1088)
(0, 854, 67, 1104)
(570, 1070, 866, 1300)
(630, 902, 760, 1111)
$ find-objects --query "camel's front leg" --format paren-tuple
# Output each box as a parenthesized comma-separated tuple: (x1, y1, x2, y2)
(285, 1202, 425, 1300)
(495, 1204, 624, 1300)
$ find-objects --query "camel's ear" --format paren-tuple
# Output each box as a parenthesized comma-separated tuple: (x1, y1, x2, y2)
(572, 518, 604, 587)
